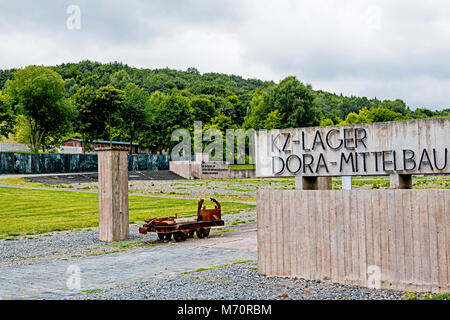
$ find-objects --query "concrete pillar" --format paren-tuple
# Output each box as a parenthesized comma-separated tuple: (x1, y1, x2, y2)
(295, 176, 332, 190)
(390, 174, 412, 189)
(97, 148, 129, 242)
(342, 176, 352, 190)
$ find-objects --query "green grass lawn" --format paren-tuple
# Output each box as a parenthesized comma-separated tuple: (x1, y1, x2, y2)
(229, 164, 256, 170)
(0, 187, 255, 237)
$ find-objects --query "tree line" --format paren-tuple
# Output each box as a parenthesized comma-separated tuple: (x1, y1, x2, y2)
(0, 61, 448, 154)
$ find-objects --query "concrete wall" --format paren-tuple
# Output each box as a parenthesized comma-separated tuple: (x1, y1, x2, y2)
(191, 162, 231, 179)
(230, 169, 256, 179)
(169, 161, 192, 179)
(257, 189, 449, 293)
(170, 160, 256, 179)
(255, 118, 450, 177)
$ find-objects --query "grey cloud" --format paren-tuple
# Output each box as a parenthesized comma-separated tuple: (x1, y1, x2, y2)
(0, 0, 448, 109)
(0, 0, 242, 43)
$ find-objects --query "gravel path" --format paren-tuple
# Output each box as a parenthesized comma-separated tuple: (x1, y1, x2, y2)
(0, 211, 256, 268)
(0, 245, 256, 300)
(0, 208, 414, 301)
(72, 261, 406, 300)
(0, 225, 152, 267)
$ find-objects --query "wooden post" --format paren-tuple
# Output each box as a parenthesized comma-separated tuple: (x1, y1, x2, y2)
(295, 176, 332, 190)
(97, 148, 129, 242)
(390, 174, 412, 189)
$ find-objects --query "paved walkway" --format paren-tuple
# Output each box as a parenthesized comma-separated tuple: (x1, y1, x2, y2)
(186, 222, 257, 252)
(0, 244, 256, 300)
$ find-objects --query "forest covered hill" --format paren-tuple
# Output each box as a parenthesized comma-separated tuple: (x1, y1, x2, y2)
(0, 61, 448, 153)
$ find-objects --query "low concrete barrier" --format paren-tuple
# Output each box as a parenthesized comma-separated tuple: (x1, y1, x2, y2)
(257, 189, 449, 293)
(230, 169, 256, 179)
(170, 160, 256, 179)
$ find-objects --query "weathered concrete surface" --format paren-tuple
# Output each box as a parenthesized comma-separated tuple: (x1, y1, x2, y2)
(256, 118, 450, 177)
(169, 160, 192, 179)
(187, 223, 257, 252)
(257, 189, 450, 293)
(170, 160, 256, 179)
(0, 245, 256, 300)
(0, 222, 257, 300)
(230, 169, 256, 179)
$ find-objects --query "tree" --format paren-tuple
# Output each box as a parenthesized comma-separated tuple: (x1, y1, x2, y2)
(189, 97, 216, 123)
(266, 76, 318, 128)
(121, 83, 149, 153)
(208, 96, 235, 121)
(203, 113, 237, 160)
(262, 110, 283, 130)
(4, 66, 74, 153)
(356, 107, 372, 123)
(320, 112, 342, 126)
(242, 89, 272, 130)
(369, 107, 404, 123)
(72, 85, 102, 151)
(144, 91, 192, 151)
(204, 113, 236, 132)
(0, 91, 14, 138)
(110, 69, 132, 90)
(320, 118, 334, 127)
(94, 86, 126, 146)
(380, 99, 407, 115)
(225, 94, 245, 124)
(244, 77, 319, 130)
(342, 112, 360, 124)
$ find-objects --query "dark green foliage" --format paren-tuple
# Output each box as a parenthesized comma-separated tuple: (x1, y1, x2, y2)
(121, 83, 149, 152)
(0, 92, 14, 138)
(94, 86, 126, 145)
(72, 85, 100, 150)
(3, 66, 74, 153)
(0, 61, 447, 154)
(265, 76, 318, 128)
(244, 77, 318, 129)
(143, 91, 192, 151)
(189, 96, 217, 123)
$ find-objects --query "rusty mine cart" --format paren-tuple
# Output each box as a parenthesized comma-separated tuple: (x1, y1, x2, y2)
(138, 198, 224, 242)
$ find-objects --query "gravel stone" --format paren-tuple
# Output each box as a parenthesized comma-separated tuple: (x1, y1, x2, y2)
(0, 226, 152, 267)
(71, 262, 407, 301)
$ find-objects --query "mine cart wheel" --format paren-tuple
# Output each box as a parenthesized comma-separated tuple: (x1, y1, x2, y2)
(196, 229, 205, 239)
(196, 228, 210, 239)
(173, 232, 186, 242)
(187, 230, 195, 238)
(158, 233, 172, 241)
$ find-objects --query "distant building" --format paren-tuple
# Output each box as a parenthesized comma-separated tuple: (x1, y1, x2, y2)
(64, 139, 140, 154)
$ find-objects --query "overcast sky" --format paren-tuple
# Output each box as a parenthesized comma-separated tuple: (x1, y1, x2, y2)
(0, 0, 449, 110)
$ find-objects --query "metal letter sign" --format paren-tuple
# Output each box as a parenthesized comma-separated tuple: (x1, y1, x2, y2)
(255, 118, 450, 177)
